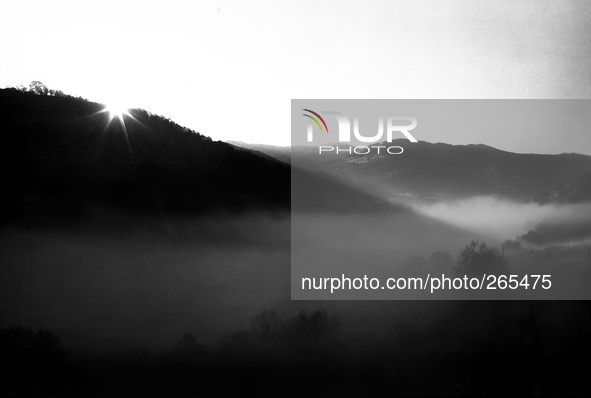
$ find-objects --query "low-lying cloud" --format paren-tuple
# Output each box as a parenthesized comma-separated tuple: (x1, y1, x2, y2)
(414, 196, 591, 244)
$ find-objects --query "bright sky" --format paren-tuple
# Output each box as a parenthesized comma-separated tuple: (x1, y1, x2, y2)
(1, 0, 590, 152)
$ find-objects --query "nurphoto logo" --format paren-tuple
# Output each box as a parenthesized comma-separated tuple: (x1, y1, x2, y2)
(301, 109, 418, 154)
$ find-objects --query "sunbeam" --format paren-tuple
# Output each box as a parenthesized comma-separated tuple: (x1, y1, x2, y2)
(93, 102, 138, 173)
(105, 101, 129, 119)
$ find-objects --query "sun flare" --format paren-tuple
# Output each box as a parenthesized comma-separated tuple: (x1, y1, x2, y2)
(105, 102, 129, 119)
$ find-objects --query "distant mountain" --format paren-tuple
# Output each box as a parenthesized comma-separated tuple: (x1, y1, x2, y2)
(0, 89, 396, 224)
(240, 141, 591, 202)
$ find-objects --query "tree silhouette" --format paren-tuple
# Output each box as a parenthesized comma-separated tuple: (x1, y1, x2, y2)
(250, 310, 284, 336)
(29, 80, 48, 95)
(173, 333, 208, 361)
(455, 240, 507, 274)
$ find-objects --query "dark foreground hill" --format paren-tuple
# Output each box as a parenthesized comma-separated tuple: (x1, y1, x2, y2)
(0, 89, 291, 223)
(0, 89, 395, 224)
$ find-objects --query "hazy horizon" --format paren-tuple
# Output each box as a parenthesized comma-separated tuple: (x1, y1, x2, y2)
(236, 138, 591, 157)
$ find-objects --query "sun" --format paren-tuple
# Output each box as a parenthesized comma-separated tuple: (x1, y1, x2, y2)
(105, 102, 129, 119)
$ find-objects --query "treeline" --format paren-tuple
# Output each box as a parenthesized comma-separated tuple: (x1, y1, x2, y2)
(11, 80, 69, 98)
(2, 302, 591, 397)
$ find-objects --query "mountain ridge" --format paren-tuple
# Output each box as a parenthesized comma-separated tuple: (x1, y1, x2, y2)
(231, 140, 591, 203)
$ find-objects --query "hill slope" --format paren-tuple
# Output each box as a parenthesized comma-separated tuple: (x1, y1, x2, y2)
(0, 89, 398, 224)
(0, 89, 294, 223)
(228, 141, 291, 164)
(534, 171, 591, 204)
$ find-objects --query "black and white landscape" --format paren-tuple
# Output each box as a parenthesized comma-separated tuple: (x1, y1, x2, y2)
(0, 88, 589, 396)
(2, 0, 591, 396)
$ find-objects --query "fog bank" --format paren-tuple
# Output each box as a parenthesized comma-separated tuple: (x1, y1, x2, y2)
(414, 196, 591, 242)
